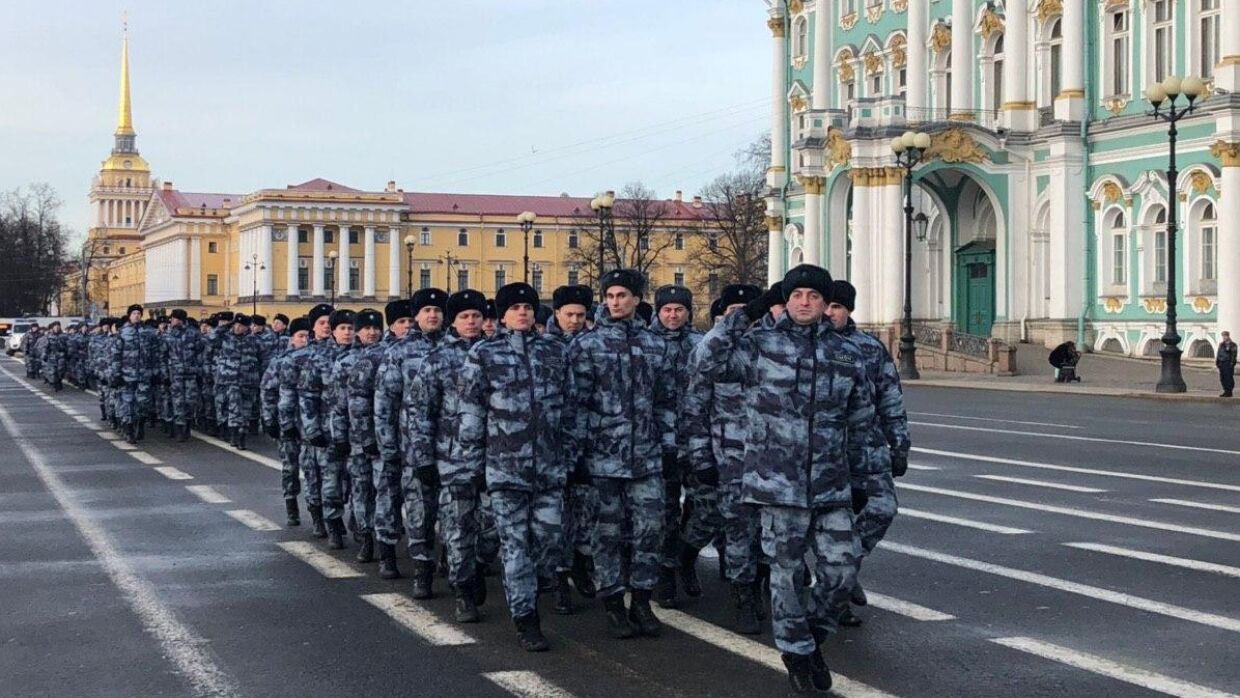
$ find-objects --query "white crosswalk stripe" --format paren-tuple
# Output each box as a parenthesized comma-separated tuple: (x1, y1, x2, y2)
(278, 541, 363, 579)
(361, 593, 476, 647)
(973, 474, 1107, 493)
(1149, 498, 1240, 515)
(1063, 542, 1240, 579)
(899, 507, 1033, 535)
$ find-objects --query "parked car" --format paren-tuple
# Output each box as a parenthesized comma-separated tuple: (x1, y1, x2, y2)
(6, 322, 33, 355)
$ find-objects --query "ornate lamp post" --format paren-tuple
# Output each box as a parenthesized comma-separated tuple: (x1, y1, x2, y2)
(590, 191, 615, 302)
(404, 234, 416, 295)
(1144, 74, 1205, 394)
(890, 130, 932, 380)
(518, 211, 537, 282)
(327, 250, 338, 306)
(242, 252, 265, 316)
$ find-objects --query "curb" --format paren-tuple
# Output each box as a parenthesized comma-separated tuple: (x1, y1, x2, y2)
(909, 379, 1235, 404)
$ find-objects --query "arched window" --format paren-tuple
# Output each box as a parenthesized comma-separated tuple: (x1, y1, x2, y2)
(1199, 0, 1221, 77)
(1106, 209, 1127, 286)
(1153, 208, 1168, 284)
(1049, 19, 1063, 102)
(793, 17, 809, 60)
(1201, 202, 1217, 282)
(991, 34, 1005, 120)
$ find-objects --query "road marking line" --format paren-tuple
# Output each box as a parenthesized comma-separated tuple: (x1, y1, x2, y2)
(483, 671, 575, 698)
(224, 509, 281, 532)
(899, 483, 1240, 542)
(865, 592, 956, 621)
(360, 593, 477, 646)
(1150, 498, 1240, 515)
(73, 414, 94, 423)
(907, 464, 940, 471)
(278, 541, 364, 578)
(130, 451, 163, 465)
(191, 431, 282, 471)
(95, 430, 120, 441)
(154, 466, 193, 480)
(60, 408, 81, 416)
(0, 392, 241, 697)
(973, 474, 1108, 493)
(911, 422, 1240, 456)
(658, 608, 898, 698)
(909, 411, 1083, 429)
(184, 485, 231, 504)
(880, 542, 1240, 634)
(991, 636, 1238, 698)
(914, 447, 1240, 493)
(112, 440, 138, 451)
(1064, 542, 1240, 579)
(899, 507, 1033, 535)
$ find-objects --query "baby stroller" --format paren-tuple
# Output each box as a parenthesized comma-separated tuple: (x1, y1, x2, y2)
(1048, 341, 1082, 383)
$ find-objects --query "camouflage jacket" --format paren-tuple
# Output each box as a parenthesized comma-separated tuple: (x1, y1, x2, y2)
(42, 333, 68, 372)
(346, 341, 389, 455)
(457, 328, 572, 492)
(329, 342, 363, 448)
(215, 332, 260, 387)
(110, 323, 150, 384)
(682, 342, 749, 483)
(263, 336, 297, 430)
(162, 325, 203, 379)
(374, 329, 444, 465)
(567, 312, 676, 480)
(201, 326, 228, 382)
(697, 311, 872, 509)
(299, 340, 350, 444)
(252, 328, 281, 375)
(278, 342, 319, 435)
(648, 317, 703, 458)
(88, 334, 109, 381)
(407, 333, 483, 485)
(838, 320, 910, 475)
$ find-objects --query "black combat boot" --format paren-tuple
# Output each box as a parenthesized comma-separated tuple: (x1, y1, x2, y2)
(838, 607, 863, 627)
(135, 420, 145, 442)
(100, 404, 107, 421)
(161, 420, 173, 437)
(409, 560, 434, 599)
(627, 588, 662, 637)
(235, 429, 247, 450)
(309, 506, 327, 539)
(327, 518, 346, 550)
(570, 552, 596, 598)
(781, 653, 818, 694)
(733, 583, 762, 635)
(603, 592, 636, 639)
(453, 582, 480, 623)
(554, 571, 574, 615)
(472, 567, 488, 606)
(514, 611, 549, 652)
(125, 422, 138, 445)
(850, 581, 867, 607)
(178, 423, 191, 443)
(809, 627, 833, 691)
(355, 532, 374, 562)
(679, 543, 702, 598)
(377, 542, 402, 580)
(654, 567, 678, 609)
(284, 498, 301, 527)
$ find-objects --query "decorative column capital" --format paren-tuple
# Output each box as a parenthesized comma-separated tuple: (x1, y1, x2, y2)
(765, 215, 785, 231)
(767, 16, 786, 37)
(796, 175, 826, 195)
(1211, 141, 1240, 167)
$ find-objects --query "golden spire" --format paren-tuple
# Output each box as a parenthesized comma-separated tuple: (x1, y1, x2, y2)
(116, 17, 134, 137)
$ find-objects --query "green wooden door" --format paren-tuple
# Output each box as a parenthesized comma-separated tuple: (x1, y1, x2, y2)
(955, 242, 995, 337)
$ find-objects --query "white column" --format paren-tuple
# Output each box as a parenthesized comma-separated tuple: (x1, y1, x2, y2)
(388, 226, 402, 299)
(907, 0, 929, 122)
(259, 224, 274, 297)
(879, 175, 905, 323)
(1056, 0, 1085, 120)
(768, 222, 784, 284)
(337, 225, 351, 298)
(1217, 0, 1240, 92)
(189, 237, 202, 300)
(312, 224, 325, 297)
(363, 226, 376, 298)
(851, 173, 875, 324)
(950, 0, 975, 120)
(768, 13, 789, 188)
(811, 2, 832, 110)
(1217, 153, 1240, 335)
(286, 225, 300, 298)
(802, 177, 823, 266)
(1003, 0, 1036, 131)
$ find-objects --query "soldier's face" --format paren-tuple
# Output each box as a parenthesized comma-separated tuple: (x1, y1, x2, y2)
(313, 316, 332, 339)
(658, 303, 688, 330)
(356, 326, 380, 345)
(250, 325, 261, 334)
(482, 318, 497, 337)
(333, 324, 354, 345)
(170, 318, 182, 328)
(454, 310, 483, 339)
(272, 319, 286, 333)
(504, 303, 535, 332)
(129, 310, 142, 324)
(605, 287, 639, 320)
(769, 303, 785, 319)
(555, 305, 586, 334)
(291, 330, 310, 349)
(786, 288, 826, 326)
(826, 302, 851, 330)
(391, 317, 412, 338)
(416, 307, 443, 333)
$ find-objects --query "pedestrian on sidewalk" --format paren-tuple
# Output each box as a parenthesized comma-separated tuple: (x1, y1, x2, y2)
(1049, 341, 1082, 383)
(1218, 331, 1237, 398)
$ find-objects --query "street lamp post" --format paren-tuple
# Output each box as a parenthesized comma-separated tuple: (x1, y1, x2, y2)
(590, 191, 615, 302)
(328, 250, 338, 306)
(890, 130, 933, 380)
(1144, 75, 1204, 394)
(404, 234, 416, 295)
(439, 252, 459, 293)
(242, 253, 265, 316)
(518, 211, 537, 282)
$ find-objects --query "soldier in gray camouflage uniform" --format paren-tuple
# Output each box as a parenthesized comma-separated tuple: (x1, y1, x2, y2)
(696, 265, 872, 695)
(41, 321, 68, 391)
(109, 305, 150, 444)
(330, 309, 382, 558)
(568, 269, 675, 640)
(201, 312, 232, 436)
(457, 283, 570, 651)
(163, 309, 202, 442)
(827, 280, 910, 628)
(301, 309, 355, 549)
(89, 321, 112, 419)
(265, 317, 311, 526)
(215, 314, 261, 450)
(21, 325, 42, 379)
(408, 290, 494, 622)
(375, 288, 445, 595)
(281, 304, 335, 538)
(344, 307, 397, 565)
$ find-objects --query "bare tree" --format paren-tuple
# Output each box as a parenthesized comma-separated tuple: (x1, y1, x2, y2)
(0, 185, 68, 315)
(692, 135, 771, 291)
(567, 181, 683, 290)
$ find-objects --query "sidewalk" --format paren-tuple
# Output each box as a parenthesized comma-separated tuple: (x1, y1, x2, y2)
(911, 343, 1234, 403)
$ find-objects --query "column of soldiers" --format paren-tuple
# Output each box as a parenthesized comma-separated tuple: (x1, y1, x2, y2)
(29, 261, 907, 695)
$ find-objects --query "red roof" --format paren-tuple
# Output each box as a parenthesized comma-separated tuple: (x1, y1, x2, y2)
(286, 178, 360, 192)
(402, 192, 714, 220)
(156, 189, 239, 211)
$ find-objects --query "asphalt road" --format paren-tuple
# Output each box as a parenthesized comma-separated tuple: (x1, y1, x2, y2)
(1, 357, 1238, 698)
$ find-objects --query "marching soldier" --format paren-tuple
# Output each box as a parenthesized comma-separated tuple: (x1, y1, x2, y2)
(281, 304, 335, 538)
(216, 313, 260, 449)
(164, 309, 203, 442)
(41, 321, 68, 391)
(300, 309, 355, 549)
(110, 305, 149, 444)
(344, 308, 392, 564)
(201, 312, 232, 436)
(265, 316, 311, 527)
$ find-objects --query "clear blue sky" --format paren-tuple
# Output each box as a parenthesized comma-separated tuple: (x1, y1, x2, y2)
(0, 1, 770, 241)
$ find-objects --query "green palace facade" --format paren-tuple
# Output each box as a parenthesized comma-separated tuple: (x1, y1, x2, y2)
(761, 0, 1239, 358)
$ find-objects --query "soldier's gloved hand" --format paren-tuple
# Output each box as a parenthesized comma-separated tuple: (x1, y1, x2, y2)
(282, 427, 299, 440)
(309, 433, 330, 448)
(890, 451, 909, 478)
(363, 442, 380, 458)
(742, 286, 782, 323)
(661, 452, 680, 481)
(851, 485, 869, 515)
(694, 465, 720, 488)
(333, 441, 350, 458)
(416, 465, 441, 489)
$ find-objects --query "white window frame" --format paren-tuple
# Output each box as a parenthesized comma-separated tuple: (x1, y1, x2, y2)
(1103, 8, 1132, 98)
(793, 16, 809, 61)
(1192, 0, 1222, 79)
(1201, 202, 1217, 283)
(1146, 0, 1175, 85)
(495, 229, 506, 248)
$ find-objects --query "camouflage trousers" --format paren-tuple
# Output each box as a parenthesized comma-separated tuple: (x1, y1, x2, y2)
(25, 359, 40, 378)
(594, 475, 664, 597)
(116, 383, 139, 425)
(761, 506, 861, 656)
(214, 384, 254, 429)
(136, 380, 153, 420)
(155, 381, 170, 421)
(718, 480, 761, 584)
(855, 473, 898, 557)
(199, 379, 216, 423)
(279, 436, 301, 500)
(317, 448, 349, 522)
(560, 482, 599, 567)
(491, 488, 563, 618)
(98, 384, 111, 419)
(400, 469, 439, 562)
(681, 474, 722, 551)
(438, 483, 501, 587)
(659, 475, 683, 569)
(169, 374, 199, 426)
(372, 460, 404, 546)
(299, 443, 324, 509)
(348, 454, 375, 535)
